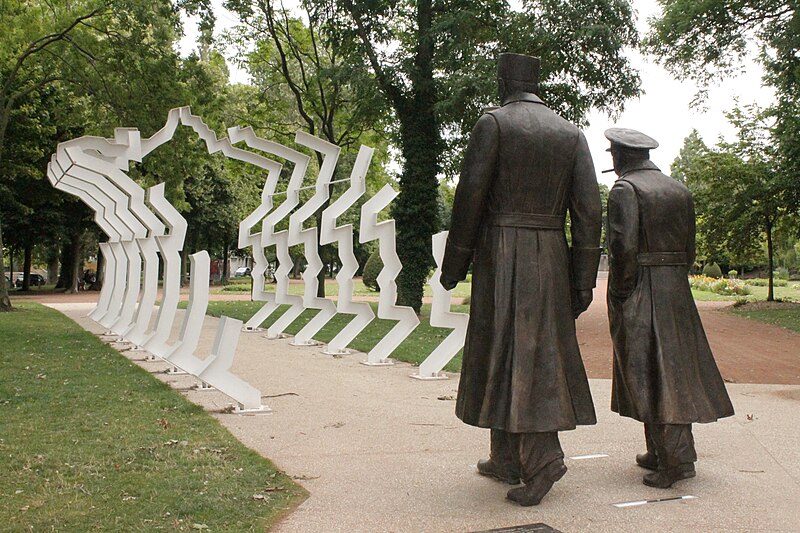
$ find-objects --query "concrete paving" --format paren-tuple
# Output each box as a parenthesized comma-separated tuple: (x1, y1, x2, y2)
(52, 303, 800, 533)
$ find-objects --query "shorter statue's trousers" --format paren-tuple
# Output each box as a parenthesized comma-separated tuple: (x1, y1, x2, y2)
(490, 429, 564, 483)
(644, 423, 697, 468)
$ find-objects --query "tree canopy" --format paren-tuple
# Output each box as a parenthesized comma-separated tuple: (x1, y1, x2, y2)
(672, 107, 798, 300)
(290, 0, 643, 311)
(3, 0, 646, 312)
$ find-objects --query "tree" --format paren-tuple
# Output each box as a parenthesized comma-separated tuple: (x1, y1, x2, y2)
(0, 0, 211, 309)
(0, 2, 104, 309)
(645, 1, 800, 241)
(307, 0, 641, 312)
(677, 107, 797, 301)
(224, 0, 389, 296)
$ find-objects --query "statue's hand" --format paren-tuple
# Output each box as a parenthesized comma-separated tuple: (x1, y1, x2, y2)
(572, 289, 593, 319)
(440, 274, 459, 291)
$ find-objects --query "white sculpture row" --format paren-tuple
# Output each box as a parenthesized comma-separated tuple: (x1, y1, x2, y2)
(46, 107, 468, 414)
(47, 108, 265, 412)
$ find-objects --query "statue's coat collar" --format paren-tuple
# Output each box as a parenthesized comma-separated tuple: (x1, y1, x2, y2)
(501, 92, 545, 106)
(617, 159, 660, 179)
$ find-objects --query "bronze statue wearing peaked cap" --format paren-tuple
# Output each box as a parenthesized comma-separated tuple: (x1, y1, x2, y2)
(441, 53, 602, 506)
(605, 127, 734, 489)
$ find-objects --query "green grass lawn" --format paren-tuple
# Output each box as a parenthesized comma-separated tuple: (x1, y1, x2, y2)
(212, 277, 473, 300)
(193, 301, 467, 373)
(0, 303, 305, 531)
(729, 306, 800, 334)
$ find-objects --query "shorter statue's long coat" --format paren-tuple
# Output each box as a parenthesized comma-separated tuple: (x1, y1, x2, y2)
(607, 161, 734, 424)
(442, 94, 601, 433)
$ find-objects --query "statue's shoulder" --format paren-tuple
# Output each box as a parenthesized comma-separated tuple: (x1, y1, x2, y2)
(490, 102, 577, 135)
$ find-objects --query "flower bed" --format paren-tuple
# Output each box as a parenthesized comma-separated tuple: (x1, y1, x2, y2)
(689, 275, 751, 296)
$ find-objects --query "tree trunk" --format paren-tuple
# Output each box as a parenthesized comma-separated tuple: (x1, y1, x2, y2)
(0, 217, 12, 311)
(180, 232, 192, 287)
(47, 248, 59, 286)
(180, 247, 189, 287)
(22, 244, 32, 291)
(67, 233, 82, 293)
(392, 0, 440, 314)
(316, 209, 327, 298)
(766, 220, 774, 302)
(8, 247, 15, 291)
(222, 241, 229, 284)
(91, 245, 104, 290)
(56, 242, 72, 289)
(292, 256, 303, 279)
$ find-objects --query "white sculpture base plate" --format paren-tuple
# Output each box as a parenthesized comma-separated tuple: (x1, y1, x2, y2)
(321, 348, 350, 356)
(234, 405, 272, 415)
(409, 372, 449, 381)
(243, 326, 265, 332)
(290, 339, 321, 347)
(360, 359, 394, 367)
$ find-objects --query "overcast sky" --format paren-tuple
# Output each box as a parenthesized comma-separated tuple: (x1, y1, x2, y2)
(180, 0, 775, 187)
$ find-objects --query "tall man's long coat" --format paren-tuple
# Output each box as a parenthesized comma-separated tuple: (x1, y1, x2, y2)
(607, 160, 734, 424)
(441, 94, 602, 433)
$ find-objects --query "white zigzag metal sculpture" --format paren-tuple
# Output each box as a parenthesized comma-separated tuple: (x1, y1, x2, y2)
(46, 105, 478, 414)
(320, 145, 376, 355)
(49, 138, 147, 335)
(412, 231, 469, 379)
(46, 164, 123, 324)
(141, 183, 188, 357)
(359, 184, 420, 365)
(228, 128, 309, 338)
(45, 107, 268, 412)
(231, 127, 283, 332)
(287, 134, 340, 346)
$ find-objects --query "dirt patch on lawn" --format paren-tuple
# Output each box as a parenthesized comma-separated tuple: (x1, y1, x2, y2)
(731, 301, 800, 312)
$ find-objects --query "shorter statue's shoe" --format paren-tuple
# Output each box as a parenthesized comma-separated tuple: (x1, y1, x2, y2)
(642, 464, 696, 489)
(477, 459, 520, 484)
(506, 461, 567, 506)
(636, 452, 659, 471)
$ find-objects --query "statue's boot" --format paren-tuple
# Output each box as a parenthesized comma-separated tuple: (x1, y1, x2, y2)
(506, 460, 567, 506)
(642, 423, 697, 487)
(636, 452, 659, 470)
(643, 464, 696, 488)
(477, 459, 520, 484)
(637, 452, 696, 478)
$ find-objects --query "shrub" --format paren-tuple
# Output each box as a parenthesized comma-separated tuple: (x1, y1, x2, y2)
(733, 297, 749, 308)
(775, 267, 790, 281)
(362, 250, 383, 292)
(702, 262, 723, 278)
(728, 270, 738, 278)
(744, 278, 788, 287)
(222, 284, 251, 292)
(711, 278, 751, 296)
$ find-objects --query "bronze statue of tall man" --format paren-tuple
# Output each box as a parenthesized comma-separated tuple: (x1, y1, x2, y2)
(604, 128, 734, 488)
(441, 53, 602, 506)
